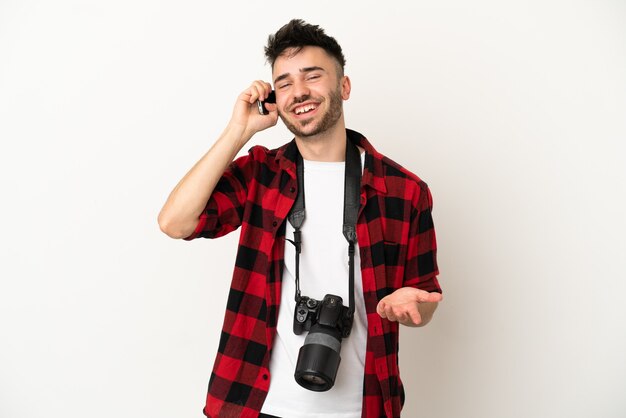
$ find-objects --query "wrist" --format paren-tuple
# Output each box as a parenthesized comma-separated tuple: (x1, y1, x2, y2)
(223, 121, 253, 149)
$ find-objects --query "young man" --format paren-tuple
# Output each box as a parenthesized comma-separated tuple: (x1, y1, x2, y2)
(158, 19, 442, 418)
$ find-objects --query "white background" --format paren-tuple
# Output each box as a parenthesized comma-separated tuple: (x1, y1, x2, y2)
(1, 1, 625, 417)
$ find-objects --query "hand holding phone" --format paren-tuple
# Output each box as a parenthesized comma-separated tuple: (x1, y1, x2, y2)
(257, 90, 276, 115)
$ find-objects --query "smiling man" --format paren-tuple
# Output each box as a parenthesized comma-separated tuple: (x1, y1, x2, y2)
(158, 19, 442, 418)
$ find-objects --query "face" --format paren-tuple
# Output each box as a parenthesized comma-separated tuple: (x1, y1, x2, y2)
(272, 46, 351, 138)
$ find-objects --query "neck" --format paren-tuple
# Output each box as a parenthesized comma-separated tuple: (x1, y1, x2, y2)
(294, 120, 347, 162)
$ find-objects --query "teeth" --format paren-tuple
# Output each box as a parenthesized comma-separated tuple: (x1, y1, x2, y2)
(295, 104, 317, 115)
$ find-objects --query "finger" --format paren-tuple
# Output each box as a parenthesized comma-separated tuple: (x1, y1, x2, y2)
(395, 311, 408, 323)
(254, 80, 273, 100)
(248, 81, 266, 103)
(407, 307, 422, 325)
(244, 88, 259, 104)
(416, 290, 443, 303)
(385, 306, 398, 322)
(376, 301, 386, 317)
(393, 306, 411, 323)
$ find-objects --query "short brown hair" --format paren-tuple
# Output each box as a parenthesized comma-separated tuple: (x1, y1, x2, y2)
(265, 19, 346, 73)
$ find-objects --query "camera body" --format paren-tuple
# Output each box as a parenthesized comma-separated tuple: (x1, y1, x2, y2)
(293, 294, 354, 391)
(293, 294, 353, 338)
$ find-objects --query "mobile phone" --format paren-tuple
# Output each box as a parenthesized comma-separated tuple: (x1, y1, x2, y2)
(257, 90, 276, 115)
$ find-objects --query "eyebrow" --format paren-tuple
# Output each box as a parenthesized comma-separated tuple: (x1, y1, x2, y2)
(274, 66, 326, 84)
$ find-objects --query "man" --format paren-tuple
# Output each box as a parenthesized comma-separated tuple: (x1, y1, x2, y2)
(158, 19, 442, 418)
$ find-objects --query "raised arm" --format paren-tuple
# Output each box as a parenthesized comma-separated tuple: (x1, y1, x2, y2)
(158, 81, 278, 239)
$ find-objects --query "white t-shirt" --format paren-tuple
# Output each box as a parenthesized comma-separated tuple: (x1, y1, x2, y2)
(261, 156, 368, 418)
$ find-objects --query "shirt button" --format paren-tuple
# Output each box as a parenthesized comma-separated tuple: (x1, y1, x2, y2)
(272, 221, 278, 227)
(290, 187, 296, 193)
(262, 374, 269, 380)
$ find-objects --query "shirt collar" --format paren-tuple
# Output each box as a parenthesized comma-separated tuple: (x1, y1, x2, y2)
(275, 129, 388, 194)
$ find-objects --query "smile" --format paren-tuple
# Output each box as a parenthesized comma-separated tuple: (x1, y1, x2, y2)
(294, 104, 318, 115)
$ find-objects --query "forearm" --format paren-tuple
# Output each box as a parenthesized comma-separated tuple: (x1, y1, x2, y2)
(158, 123, 251, 239)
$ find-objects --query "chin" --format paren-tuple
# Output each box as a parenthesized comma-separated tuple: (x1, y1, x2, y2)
(293, 123, 329, 139)
(281, 116, 319, 138)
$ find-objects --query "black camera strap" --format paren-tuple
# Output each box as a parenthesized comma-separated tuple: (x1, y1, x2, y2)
(287, 138, 362, 318)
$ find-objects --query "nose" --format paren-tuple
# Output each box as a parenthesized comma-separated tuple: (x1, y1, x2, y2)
(291, 80, 311, 102)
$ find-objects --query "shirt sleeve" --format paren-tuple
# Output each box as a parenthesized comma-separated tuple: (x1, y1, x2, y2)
(183, 150, 256, 240)
(403, 184, 441, 293)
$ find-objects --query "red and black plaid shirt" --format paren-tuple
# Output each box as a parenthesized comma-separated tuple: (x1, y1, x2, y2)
(186, 129, 441, 418)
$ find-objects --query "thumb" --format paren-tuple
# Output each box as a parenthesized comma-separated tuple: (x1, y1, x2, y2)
(264, 102, 278, 113)
(416, 290, 443, 303)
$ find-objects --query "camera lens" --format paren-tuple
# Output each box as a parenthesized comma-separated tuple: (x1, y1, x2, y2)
(294, 323, 342, 391)
(301, 375, 326, 385)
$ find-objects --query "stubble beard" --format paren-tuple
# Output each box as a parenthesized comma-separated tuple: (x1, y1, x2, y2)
(279, 85, 343, 139)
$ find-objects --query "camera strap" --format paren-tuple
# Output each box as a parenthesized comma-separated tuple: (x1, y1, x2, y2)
(287, 137, 362, 318)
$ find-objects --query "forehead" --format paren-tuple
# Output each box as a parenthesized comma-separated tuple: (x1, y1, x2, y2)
(272, 46, 338, 75)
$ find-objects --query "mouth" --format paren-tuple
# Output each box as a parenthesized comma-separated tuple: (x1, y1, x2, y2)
(291, 102, 320, 118)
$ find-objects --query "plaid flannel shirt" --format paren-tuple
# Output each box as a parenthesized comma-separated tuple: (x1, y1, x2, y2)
(186, 129, 441, 418)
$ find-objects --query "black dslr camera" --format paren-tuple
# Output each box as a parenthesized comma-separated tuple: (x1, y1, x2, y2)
(293, 294, 354, 391)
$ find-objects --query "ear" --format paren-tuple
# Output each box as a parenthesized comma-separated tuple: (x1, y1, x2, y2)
(341, 76, 351, 100)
